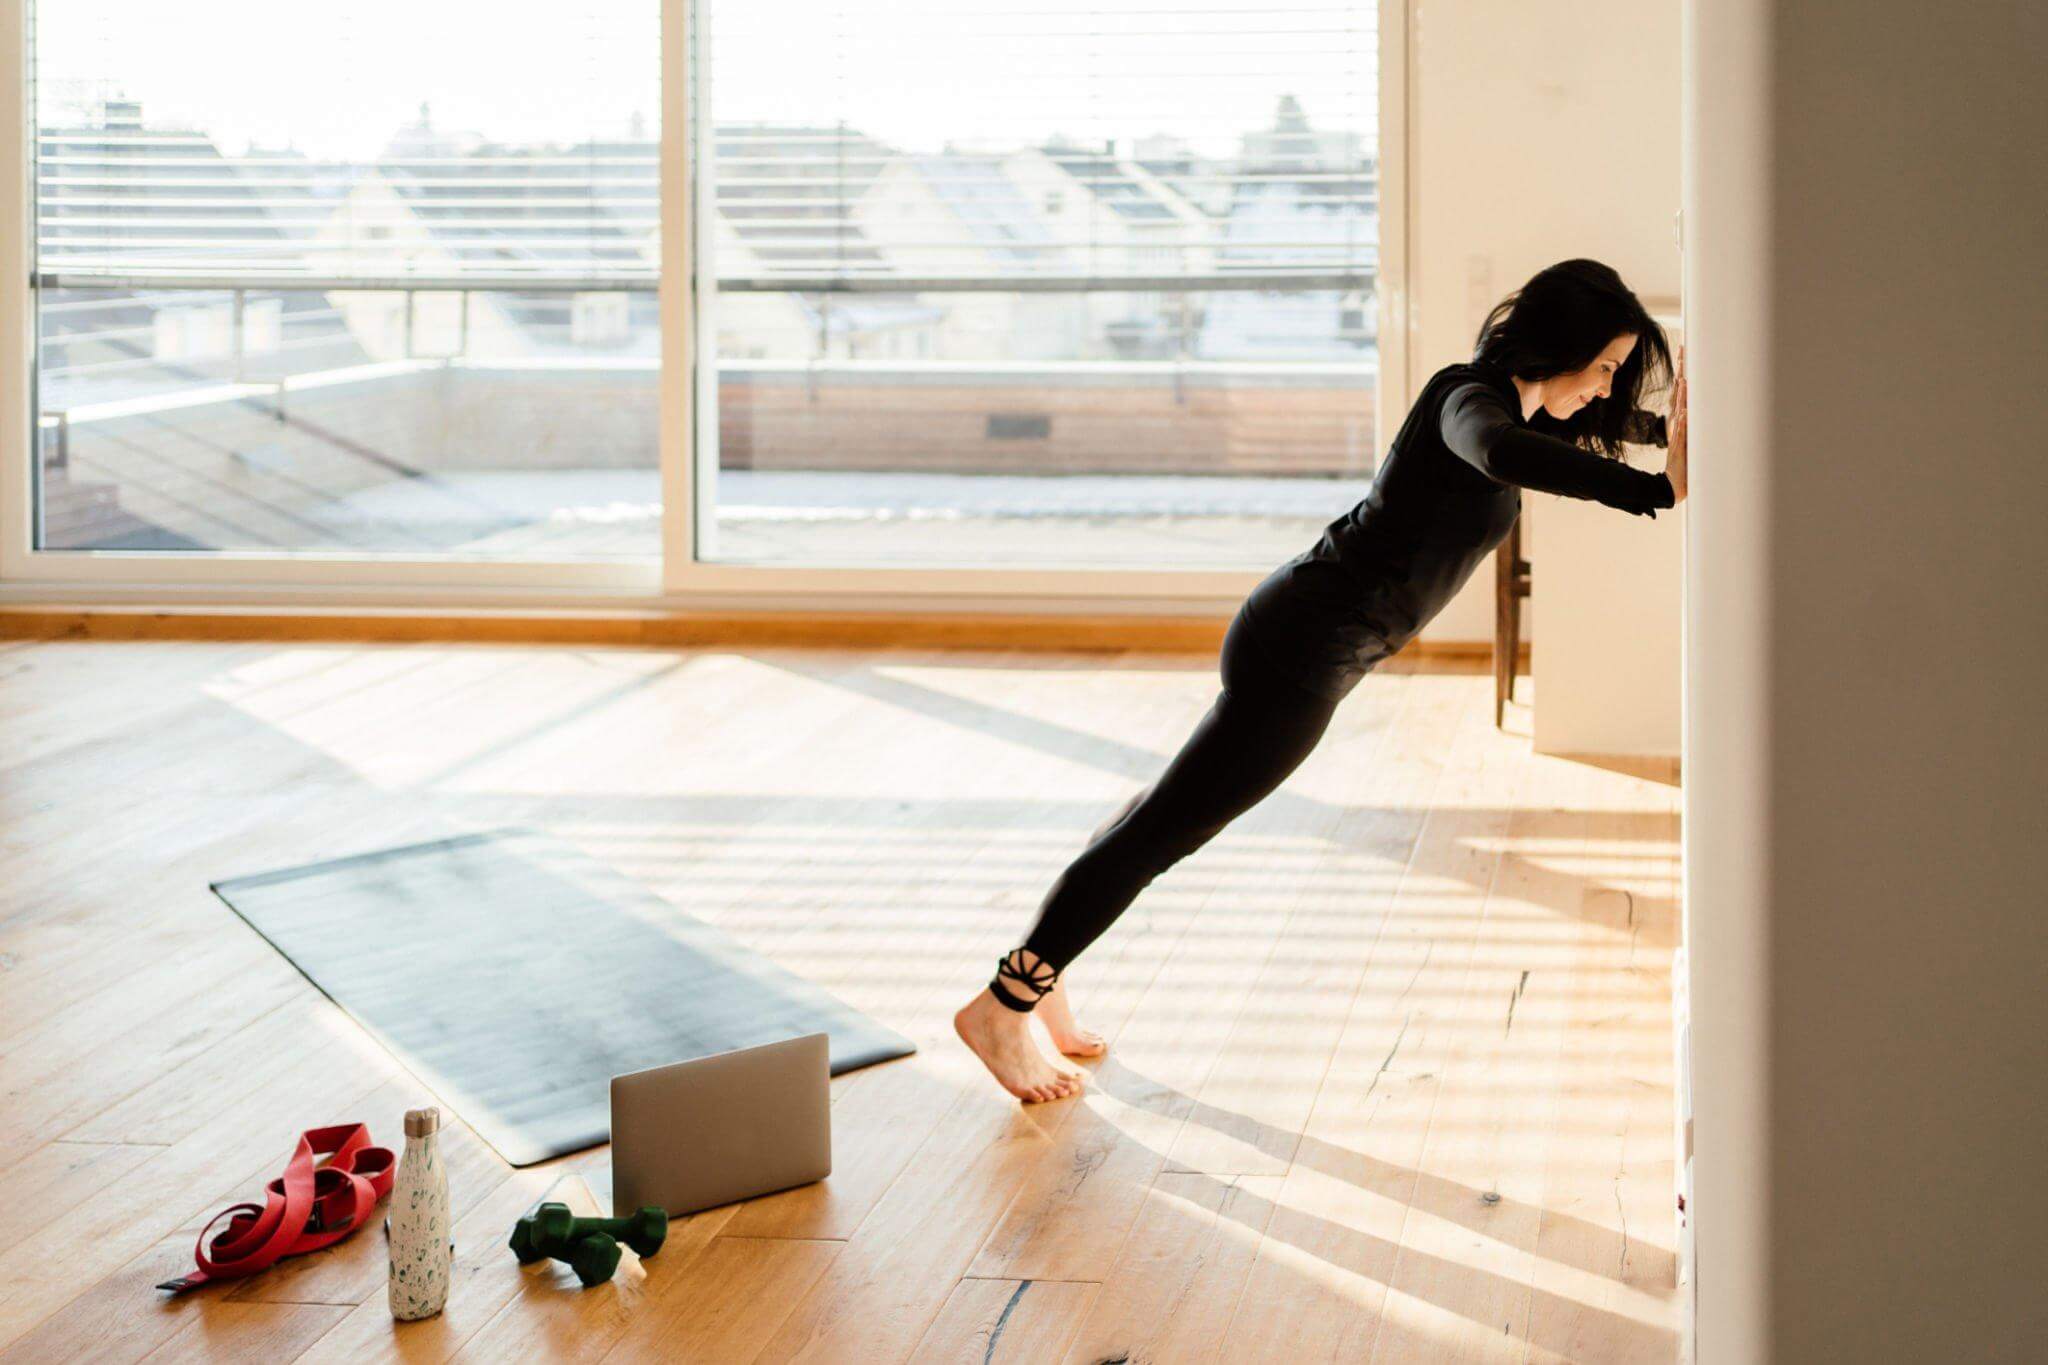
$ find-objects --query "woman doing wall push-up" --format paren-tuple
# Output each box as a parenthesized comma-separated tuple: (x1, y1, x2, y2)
(955, 257, 1690, 1103)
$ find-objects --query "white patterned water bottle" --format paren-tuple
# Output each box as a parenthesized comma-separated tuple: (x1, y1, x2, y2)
(387, 1106, 452, 1320)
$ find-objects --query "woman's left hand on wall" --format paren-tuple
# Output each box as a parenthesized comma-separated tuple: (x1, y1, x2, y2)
(1668, 345, 1688, 502)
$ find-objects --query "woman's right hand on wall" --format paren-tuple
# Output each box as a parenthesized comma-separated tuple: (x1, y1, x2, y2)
(1668, 344, 1688, 502)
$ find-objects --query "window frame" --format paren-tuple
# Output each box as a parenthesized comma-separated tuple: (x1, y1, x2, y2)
(0, 0, 1411, 614)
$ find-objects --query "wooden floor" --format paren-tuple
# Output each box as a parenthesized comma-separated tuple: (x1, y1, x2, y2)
(0, 635, 1683, 1364)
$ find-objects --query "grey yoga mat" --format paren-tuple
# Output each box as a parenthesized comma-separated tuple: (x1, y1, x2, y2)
(212, 827, 915, 1167)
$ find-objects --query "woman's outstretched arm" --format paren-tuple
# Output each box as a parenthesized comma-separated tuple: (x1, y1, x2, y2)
(1439, 381, 1676, 516)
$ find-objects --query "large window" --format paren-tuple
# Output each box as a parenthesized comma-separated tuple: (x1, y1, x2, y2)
(27, 1, 661, 559)
(691, 1, 1383, 569)
(6, 1, 1389, 591)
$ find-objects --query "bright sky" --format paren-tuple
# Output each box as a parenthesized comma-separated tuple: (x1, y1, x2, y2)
(34, 1, 1376, 161)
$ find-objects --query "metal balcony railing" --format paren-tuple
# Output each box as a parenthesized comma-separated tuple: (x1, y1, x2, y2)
(33, 268, 1374, 294)
(31, 270, 1378, 404)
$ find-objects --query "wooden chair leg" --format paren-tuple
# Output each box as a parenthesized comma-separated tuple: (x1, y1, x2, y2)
(1494, 530, 1515, 727)
(1506, 554, 1523, 704)
(1494, 520, 1532, 729)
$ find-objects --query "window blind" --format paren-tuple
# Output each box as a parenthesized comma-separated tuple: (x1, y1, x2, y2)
(694, 1, 1379, 294)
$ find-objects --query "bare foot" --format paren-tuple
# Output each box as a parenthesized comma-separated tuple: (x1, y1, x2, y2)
(1036, 980, 1107, 1058)
(954, 990, 1085, 1103)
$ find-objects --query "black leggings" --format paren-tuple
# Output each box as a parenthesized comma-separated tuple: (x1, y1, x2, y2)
(1012, 608, 1343, 979)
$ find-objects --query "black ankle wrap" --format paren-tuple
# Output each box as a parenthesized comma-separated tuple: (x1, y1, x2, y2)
(988, 948, 1059, 1013)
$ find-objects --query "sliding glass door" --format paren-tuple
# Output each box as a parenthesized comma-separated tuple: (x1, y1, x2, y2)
(3, 0, 1391, 594)
(688, 1, 1383, 571)
(24, 0, 661, 562)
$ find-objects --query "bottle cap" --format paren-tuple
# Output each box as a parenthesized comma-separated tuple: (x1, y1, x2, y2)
(403, 1107, 441, 1138)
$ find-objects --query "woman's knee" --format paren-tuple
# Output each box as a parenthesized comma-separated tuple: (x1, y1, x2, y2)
(1078, 806, 1226, 884)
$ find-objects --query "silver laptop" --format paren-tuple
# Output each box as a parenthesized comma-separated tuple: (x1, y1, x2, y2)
(610, 1032, 832, 1217)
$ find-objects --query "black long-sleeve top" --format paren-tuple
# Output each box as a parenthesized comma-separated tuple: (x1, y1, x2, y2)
(1237, 359, 1675, 699)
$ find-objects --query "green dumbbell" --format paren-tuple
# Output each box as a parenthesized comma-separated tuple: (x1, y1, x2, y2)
(527, 1202, 669, 1260)
(507, 1214, 622, 1288)
(563, 1231, 621, 1288)
(507, 1215, 550, 1265)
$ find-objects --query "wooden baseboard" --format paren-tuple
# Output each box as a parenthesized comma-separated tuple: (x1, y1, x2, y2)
(0, 605, 1515, 667)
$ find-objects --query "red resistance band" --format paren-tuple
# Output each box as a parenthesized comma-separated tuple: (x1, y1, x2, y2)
(158, 1123, 395, 1294)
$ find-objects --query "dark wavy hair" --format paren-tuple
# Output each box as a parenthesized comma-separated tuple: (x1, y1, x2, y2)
(1472, 258, 1673, 456)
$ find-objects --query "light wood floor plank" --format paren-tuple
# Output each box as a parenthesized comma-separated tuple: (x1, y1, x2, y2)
(600, 1237, 842, 1364)
(0, 922, 152, 1023)
(1060, 1172, 1285, 1364)
(746, 1052, 1073, 1364)
(138, 1301, 351, 1365)
(0, 926, 210, 1050)
(1519, 776, 1684, 1364)
(0, 1143, 161, 1253)
(0, 943, 305, 1170)
(0, 640, 1682, 1364)
(1213, 684, 1521, 1359)
(65, 998, 331, 1147)
(1358, 753, 1593, 1363)
(910, 1276, 1099, 1363)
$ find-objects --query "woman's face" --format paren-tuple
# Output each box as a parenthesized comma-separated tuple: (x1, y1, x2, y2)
(1539, 332, 1636, 419)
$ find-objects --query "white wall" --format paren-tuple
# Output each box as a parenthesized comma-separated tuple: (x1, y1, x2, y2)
(1686, 1, 2048, 1359)
(1403, 0, 1682, 642)
(1529, 479, 1683, 754)
(1680, 1, 1774, 1353)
